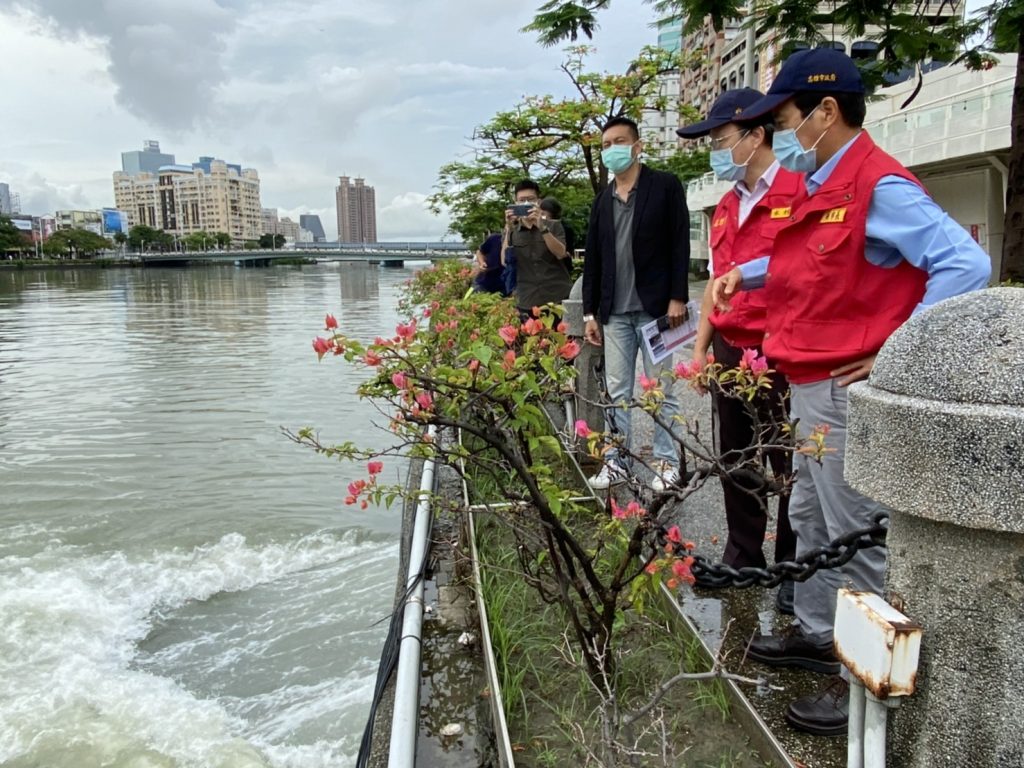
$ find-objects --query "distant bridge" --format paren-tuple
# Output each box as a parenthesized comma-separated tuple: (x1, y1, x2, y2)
(140, 241, 471, 266)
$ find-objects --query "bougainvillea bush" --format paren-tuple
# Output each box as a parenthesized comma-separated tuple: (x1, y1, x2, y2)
(294, 259, 829, 718)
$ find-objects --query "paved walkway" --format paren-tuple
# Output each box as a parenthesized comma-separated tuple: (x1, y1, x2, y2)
(610, 288, 847, 768)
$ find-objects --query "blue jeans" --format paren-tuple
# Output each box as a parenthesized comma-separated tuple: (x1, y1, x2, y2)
(601, 311, 682, 467)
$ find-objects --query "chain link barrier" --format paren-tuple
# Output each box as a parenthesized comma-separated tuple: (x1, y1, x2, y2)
(656, 511, 890, 589)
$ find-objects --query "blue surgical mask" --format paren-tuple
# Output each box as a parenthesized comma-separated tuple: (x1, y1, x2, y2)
(601, 142, 637, 175)
(774, 107, 829, 174)
(709, 135, 755, 182)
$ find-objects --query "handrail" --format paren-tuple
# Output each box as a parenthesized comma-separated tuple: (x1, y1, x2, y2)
(387, 425, 439, 767)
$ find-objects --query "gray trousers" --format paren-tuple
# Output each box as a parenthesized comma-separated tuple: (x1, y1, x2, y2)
(789, 379, 889, 645)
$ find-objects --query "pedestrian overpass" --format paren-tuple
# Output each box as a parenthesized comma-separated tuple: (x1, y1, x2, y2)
(140, 241, 470, 267)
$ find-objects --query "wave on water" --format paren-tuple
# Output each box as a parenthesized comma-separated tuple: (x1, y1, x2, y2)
(0, 529, 395, 767)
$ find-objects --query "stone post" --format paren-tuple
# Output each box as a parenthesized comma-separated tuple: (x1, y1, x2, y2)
(845, 288, 1024, 767)
(563, 276, 606, 434)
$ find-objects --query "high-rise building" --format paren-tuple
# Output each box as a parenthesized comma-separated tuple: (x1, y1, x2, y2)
(335, 176, 377, 243)
(121, 140, 176, 176)
(56, 210, 103, 235)
(260, 208, 307, 243)
(299, 214, 326, 242)
(680, 2, 964, 110)
(0, 182, 12, 215)
(113, 157, 262, 241)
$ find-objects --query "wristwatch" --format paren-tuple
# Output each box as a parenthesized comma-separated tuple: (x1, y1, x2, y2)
(583, 314, 595, 323)
(539, 225, 550, 234)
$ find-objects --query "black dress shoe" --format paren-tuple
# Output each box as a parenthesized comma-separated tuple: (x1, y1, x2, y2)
(746, 626, 840, 675)
(776, 581, 795, 615)
(785, 677, 849, 736)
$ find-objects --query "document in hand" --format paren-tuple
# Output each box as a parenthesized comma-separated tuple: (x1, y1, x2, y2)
(640, 300, 700, 365)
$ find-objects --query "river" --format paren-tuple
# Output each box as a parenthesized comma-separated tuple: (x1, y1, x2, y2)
(0, 262, 417, 767)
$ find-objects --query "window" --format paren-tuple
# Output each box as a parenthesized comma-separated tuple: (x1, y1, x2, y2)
(851, 41, 879, 61)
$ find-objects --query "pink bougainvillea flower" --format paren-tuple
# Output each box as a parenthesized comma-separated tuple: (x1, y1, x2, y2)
(313, 337, 331, 360)
(751, 355, 769, 375)
(556, 321, 568, 333)
(639, 374, 659, 392)
(468, 359, 480, 373)
(367, 460, 383, 475)
(557, 340, 581, 361)
(739, 348, 758, 370)
(415, 391, 434, 411)
(396, 321, 416, 340)
(344, 494, 357, 505)
(644, 561, 660, 575)
(325, 313, 338, 330)
(522, 318, 543, 336)
(498, 325, 518, 345)
(502, 349, 516, 371)
(574, 419, 591, 439)
(364, 350, 382, 366)
(666, 525, 682, 544)
(391, 371, 408, 390)
(672, 557, 696, 585)
(531, 306, 542, 318)
(360, 499, 368, 510)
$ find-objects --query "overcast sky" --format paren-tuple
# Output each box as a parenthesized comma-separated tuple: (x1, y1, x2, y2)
(0, 0, 661, 240)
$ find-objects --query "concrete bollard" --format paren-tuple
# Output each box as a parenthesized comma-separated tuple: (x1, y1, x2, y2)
(564, 277, 606, 435)
(845, 287, 1024, 767)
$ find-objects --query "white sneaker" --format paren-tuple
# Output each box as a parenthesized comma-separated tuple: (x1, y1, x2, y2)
(651, 462, 680, 493)
(587, 461, 627, 490)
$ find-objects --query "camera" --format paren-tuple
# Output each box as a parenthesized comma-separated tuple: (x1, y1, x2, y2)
(508, 203, 536, 217)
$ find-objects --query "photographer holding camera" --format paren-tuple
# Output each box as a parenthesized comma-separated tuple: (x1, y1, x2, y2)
(502, 179, 572, 320)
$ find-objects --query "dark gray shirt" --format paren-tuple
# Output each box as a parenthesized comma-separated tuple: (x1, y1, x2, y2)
(510, 220, 571, 310)
(611, 183, 643, 314)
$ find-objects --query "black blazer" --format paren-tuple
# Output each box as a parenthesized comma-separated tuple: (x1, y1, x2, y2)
(582, 164, 690, 324)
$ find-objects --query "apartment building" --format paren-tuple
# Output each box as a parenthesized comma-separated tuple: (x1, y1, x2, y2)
(113, 158, 262, 241)
(335, 176, 377, 243)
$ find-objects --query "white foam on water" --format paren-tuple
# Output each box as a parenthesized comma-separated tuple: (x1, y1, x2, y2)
(0, 530, 388, 767)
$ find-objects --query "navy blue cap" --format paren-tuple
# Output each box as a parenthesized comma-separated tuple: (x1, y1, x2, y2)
(738, 48, 865, 121)
(676, 87, 764, 138)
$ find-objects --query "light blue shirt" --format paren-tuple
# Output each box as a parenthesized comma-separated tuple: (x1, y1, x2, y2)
(738, 133, 991, 313)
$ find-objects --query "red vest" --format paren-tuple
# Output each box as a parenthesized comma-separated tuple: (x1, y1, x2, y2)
(709, 167, 806, 349)
(762, 133, 928, 384)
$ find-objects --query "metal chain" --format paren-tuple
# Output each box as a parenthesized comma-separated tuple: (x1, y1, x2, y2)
(657, 511, 890, 589)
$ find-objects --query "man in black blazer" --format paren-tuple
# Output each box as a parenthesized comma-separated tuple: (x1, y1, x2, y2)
(582, 116, 690, 491)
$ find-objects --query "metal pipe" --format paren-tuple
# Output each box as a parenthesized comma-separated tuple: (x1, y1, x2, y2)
(847, 679, 866, 768)
(387, 425, 439, 767)
(864, 691, 889, 768)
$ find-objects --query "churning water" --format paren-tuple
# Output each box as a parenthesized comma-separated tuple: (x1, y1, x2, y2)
(0, 263, 417, 767)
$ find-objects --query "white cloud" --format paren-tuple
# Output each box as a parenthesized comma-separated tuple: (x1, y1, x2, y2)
(0, 0, 658, 239)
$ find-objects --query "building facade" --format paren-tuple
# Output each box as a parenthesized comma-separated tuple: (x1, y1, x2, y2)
(335, 176, 377, 243)
(299, 214, 326, 242)
(55, 210, 103, 235)
(260, 208, 309, 243)
(121, 140, 176, 176)
(113, 158, 262, 241)
(0, 182, 12, 215)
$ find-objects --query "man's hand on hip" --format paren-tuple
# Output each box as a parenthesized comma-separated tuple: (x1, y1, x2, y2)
(667, 299, 687, 328)
(584, 319, 602, 346)
(831, 354, 877, 387)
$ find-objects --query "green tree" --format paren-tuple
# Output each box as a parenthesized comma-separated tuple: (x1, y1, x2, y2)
(213, 231, 232, 249)
(112, 231, 128, 247)
(182, 230, 215, 251)
(0, 216, 30, 255)
(258, 233, 286, 249)
(42, 228, 112, 258)
(127, 224, 160, 252)
(429, 45, 703, 244)
(526, 0, 1024, 280)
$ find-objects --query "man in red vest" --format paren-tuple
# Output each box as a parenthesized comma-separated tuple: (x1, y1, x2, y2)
(677, 88, 800, 614)
(713, 49, 991, 736)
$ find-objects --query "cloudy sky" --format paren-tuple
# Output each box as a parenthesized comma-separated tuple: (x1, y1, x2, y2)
(0, 0, 661, 240)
